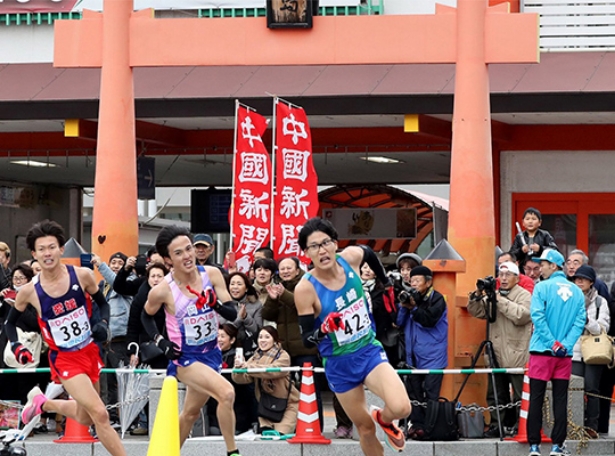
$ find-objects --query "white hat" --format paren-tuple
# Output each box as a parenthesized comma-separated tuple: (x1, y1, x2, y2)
(499, 261, 519, 276)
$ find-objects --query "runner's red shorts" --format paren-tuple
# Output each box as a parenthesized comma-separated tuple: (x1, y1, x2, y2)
(48, 342, 103, 384)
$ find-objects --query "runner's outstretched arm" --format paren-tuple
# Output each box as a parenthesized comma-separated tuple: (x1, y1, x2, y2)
(358, 244, 390, 286)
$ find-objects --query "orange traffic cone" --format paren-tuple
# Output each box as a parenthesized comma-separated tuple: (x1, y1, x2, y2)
(54, 415, 97, 443)
(288, 363, 330, 445)
(508, 365, 550, 443)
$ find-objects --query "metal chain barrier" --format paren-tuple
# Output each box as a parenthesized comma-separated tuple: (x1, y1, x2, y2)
(459, 400, 521, 413)
(543, 389, 591, 455)
(104, 394, 150, 411)
(584, 390, 615, 402)
(0, 365, 530, 416)
(410, 398, 521, 413)
(0, 394, 150, 412)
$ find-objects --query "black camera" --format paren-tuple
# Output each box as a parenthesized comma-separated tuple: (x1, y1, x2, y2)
(476, 275, 496, 292)
(134, 254, 148, 276)
(399, 287, 421, 304)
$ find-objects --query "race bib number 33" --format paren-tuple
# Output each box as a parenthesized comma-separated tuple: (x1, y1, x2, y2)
(335, 298, 371, 346)
(183, 311, 217, 346)
(48, 307, 91, 349)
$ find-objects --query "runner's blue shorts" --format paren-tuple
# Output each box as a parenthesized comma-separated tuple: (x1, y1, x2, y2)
(167, 349, 222, 377)
(323, 342, 388, 393)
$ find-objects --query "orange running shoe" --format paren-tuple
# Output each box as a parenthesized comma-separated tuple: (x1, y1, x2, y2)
(371, 407, 405, 452)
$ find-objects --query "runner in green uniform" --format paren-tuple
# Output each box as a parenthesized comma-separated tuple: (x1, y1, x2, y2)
(295, 217, 410, 454)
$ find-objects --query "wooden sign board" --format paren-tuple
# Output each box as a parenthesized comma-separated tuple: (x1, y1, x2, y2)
(267, 0, 315, 29)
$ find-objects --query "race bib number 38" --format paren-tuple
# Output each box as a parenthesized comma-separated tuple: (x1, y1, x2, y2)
(48, 307, 91, 349)
(335, 298, 371, 346)
(183, 311, 218, 346)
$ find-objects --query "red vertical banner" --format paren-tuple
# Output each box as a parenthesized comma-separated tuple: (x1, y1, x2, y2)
(230, 103, 272, 272)
(272, 99, 319, 263)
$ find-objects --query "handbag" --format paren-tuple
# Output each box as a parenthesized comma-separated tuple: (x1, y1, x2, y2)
(581, 303, 613, 365)
(581, 331, 613, 365)
(257, 378, 292, 423)
(457, 403, 484, 438)
(3, 328, 42, 369)
(422, 397, 460, 441)
(139, 340, 164, 364)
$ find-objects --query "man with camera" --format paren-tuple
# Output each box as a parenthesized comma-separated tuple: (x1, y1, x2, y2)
(396, 266, 448, 440)
(467, 262, 532, 438)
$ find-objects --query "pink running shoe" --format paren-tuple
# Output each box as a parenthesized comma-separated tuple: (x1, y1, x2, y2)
(22, 386, 47, 425)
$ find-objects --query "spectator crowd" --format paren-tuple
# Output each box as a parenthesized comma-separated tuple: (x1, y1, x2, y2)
(1, 207, 614, 456)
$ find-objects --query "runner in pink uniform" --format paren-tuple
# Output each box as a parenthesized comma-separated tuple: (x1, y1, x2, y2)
(142, 225, 241, 456)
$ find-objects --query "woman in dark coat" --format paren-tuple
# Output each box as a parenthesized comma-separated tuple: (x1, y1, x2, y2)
(262, 257, 325, 430)
(125, 262, 169, 435)
(361, 262, 402, 367)
(206, 323, 258, 435)
(225, 272, 263, 360)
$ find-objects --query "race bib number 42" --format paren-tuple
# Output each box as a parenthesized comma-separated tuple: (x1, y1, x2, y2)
(183, 311, 218, 346)
(335, 298, 371, 346)
(48, 307, 91, 349)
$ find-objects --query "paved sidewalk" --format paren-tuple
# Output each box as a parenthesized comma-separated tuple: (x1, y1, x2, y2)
(12, 392, 615, 456)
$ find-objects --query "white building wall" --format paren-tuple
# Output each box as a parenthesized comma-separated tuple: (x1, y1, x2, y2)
(500, 150, 615, 251)
(385, 0, 456, 14)
(0, 26, 54, 64)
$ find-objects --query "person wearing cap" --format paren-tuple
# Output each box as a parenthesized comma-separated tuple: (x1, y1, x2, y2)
(194, 233, 215, 265)
(389, 252, 423, 362)
(195, 233, 229, 277)
(498, 252, 534, 294)
(565, 249, 611, 305)
(396, 265, 448, 440)
(467, 261, 532, 438)
(526, 249, 586, 456)
(90, 251, 134, 424)
(565, 250, 615, 436)
(570, 265, 610, 438)
(396, 252, 422, 286)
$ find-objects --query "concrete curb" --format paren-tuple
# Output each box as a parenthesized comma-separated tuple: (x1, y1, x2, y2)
(16, 438, 615, 456)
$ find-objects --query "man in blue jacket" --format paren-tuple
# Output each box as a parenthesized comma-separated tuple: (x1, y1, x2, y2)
(396, 266, 448, 440)
(527, 249, 585, 456)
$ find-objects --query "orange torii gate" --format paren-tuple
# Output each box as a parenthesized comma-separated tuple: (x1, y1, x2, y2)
(54, 0, 539, 398)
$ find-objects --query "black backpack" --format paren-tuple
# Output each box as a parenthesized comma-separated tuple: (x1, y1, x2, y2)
(422, 397, 460, 441)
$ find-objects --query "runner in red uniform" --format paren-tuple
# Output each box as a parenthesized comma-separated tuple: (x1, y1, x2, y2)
(4, 220, 126, 456)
